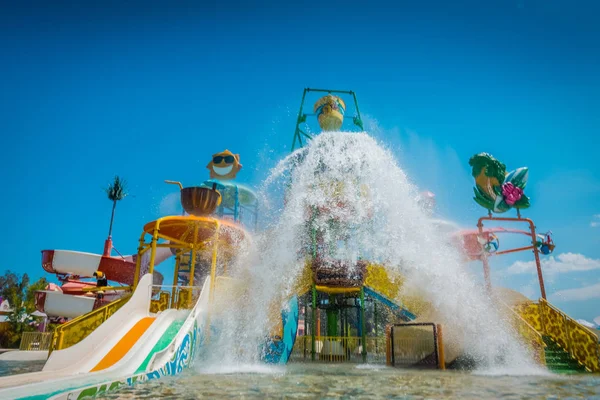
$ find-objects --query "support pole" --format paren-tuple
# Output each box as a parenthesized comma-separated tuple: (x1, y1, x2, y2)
(171, 252, 181, 308)
(311, 284, 317, 361)
(385, 325, 392, 366)
(304, 302, 308, 360)
(529, 223, 547, 300)
(189, 226, 200, 287)
(360, 287, 367, 362)
(148, 229, 159, 275)
(102, 237, 113, 257)
(326, 295, 338, 336)
(374, 300, 379, 354)
(292, 89, 308, 151)
(437, 324, 446, 370)
(133, 234, 145, 289)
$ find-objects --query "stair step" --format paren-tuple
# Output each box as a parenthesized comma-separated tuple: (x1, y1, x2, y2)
(546, 354, 574, 361)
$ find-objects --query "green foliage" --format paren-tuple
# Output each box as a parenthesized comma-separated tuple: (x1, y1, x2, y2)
(105, 176, 128, 202)
(0, 271, 48, 348)
(468, 153, 507, 183)
(514, 194, 531, 209)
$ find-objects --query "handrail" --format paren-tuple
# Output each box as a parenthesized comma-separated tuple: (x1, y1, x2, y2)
(541, 299, 599, 340)
(81, 285, 132, 292)
(539, 298, 599, 372)
(49, 294, 131, 354)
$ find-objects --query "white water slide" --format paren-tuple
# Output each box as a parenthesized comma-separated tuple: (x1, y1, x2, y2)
(0, 274, 210, 400)
(38, 249, 172, 319)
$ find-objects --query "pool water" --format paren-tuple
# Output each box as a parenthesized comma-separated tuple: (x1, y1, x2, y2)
(0, 360, 45, 377)
(97, 363, 600, 399)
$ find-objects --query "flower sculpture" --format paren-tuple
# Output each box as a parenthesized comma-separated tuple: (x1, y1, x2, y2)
(469, 152, 530, 213)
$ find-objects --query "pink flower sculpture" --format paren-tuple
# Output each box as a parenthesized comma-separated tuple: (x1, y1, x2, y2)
(502, 182, 523, 206)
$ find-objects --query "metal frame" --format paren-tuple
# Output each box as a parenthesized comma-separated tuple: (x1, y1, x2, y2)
(291, 88, 364, 151)
(477, 213, 547, 299)
(389, 323, 442, 369)
(132, 216, 224, 305)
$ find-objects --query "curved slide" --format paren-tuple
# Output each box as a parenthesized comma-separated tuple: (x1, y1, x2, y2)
(38, 249, 170, 319)
(0, 274, 210, 400)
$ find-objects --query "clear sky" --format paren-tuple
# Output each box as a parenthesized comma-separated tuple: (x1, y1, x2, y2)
(1, 1, 598, 322)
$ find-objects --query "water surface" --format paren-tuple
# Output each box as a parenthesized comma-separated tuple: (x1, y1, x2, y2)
(0, 360, 45, 377)
(99, 363, 600, 399)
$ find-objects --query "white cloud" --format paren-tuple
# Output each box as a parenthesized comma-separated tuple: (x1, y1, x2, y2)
(594, 316, 600, 326)
(591, 214, 600, 228)
(576, 319, 597, 328)
(550, 282, 600, 302)
(506, 252, 600, 275)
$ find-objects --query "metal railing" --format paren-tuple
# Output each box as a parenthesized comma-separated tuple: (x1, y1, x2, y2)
(148, 285, 202, 313)
(539, 299, 599, 372)
(49, 294, 131, 354)
(20, 332, 53, 351)
(290, 335, 386, 363)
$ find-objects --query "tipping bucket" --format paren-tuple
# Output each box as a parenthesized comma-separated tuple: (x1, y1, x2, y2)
(314, 94, 346, 131)
(180, 185, 222, 216)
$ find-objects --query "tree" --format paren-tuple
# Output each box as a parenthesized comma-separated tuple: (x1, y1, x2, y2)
(105, 175, 128, 238)
(0, 271, 48, 347)
(103, 176, 128, 256)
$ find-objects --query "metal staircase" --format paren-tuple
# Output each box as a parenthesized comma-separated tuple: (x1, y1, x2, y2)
(543, 336, 587, 373)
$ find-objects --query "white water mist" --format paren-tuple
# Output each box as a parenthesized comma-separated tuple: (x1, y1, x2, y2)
(199, 131, 545, 375)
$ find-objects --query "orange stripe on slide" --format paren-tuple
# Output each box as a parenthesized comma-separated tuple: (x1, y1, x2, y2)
(90, 317, 155, 372)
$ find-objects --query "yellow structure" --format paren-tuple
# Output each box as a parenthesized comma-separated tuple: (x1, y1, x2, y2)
(516, 299, 600, 372)
(133, 215, 248, 305)
(314, 94, 346, 131)
(207, 149, 243, 180)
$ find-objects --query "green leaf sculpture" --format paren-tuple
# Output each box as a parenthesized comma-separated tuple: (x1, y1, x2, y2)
(469, 153, 530, 213)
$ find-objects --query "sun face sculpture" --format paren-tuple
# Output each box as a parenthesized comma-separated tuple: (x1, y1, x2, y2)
(206, 149, 242, 180)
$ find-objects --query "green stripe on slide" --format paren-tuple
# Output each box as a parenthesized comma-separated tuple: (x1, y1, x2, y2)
(135, 319, 185, 374)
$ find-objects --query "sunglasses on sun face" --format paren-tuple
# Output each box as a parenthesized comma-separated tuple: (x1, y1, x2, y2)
(213, 155, 235, 164)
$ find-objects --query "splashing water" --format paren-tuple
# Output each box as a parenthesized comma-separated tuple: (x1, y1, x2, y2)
(200, 131, 546, 375)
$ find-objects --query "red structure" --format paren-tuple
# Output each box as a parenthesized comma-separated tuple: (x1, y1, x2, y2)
(476, 213, 547, 299)
(465, 152, 555, 300)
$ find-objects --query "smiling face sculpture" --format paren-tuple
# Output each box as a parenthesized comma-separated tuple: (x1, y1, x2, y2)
(207, 149, 242, 180)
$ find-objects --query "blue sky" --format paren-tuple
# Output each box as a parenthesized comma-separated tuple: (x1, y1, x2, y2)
(1, 1, 598, 321)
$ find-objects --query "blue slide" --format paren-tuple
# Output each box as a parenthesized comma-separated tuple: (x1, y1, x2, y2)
(364, 287, 416, 321)
(261, 295, 299, 364)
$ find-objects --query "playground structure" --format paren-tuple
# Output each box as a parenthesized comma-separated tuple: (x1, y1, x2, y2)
(462, 152, 598, 373)
(287, 89, 441, 365)
(284, 89, 598, 372)
(0, 151, 297, 399)
(0, 88, 598, 400)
